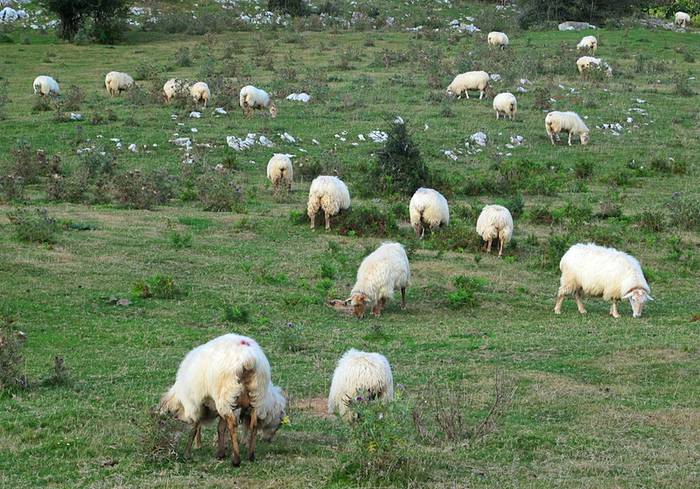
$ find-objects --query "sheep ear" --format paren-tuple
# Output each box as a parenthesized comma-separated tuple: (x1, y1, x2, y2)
(621, 292, 633, 300)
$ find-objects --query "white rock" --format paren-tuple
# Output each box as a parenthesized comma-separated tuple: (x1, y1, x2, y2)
(368, 130, 388, 143)
(69, 113, 82, 121)
(215, 107, 227, 115)
(191, 128, 198, 133)
(189, 111, 202, 118)
(357, 134, 366, 141)
(286, 92, 311, 103)
(490, 73, 501, 82)
(128, 143, 137, 153)
(470, 132, 488, 147)
(280, 132, 296, 143)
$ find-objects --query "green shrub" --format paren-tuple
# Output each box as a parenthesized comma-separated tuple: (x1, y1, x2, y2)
(496, 194, 524, 219)
(320, 261, 337, 280)
(0, 317, 29, 393)
(0, 78, 8, 120)
(447, 276, 486, 309)
(168, 231, 193, 249)
(0, 174, 24, 203)
(638, 209, 667, 233)
(673, 73, 694, 96)
(222, 304, 250, 324)
(111, 169, 176, 210)
(268, 0, 310, 16)
(133, 275, 182, 299)
(575, 160, 594, 179)
(667, 194, 700, 231)
(432, 219, 482, 252)
(196, 167, 244, 212)
(335, 204, 398, 237)
(175, 47, 191, 67)
(6, 208, 60, 244)
(528, 205, 555, 225)
(142, 409, 189, 463)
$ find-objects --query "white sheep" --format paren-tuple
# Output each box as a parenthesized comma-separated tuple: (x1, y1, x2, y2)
(266, 154, 293, 195)
(328, 349, 394, 420)
(492, 92, 517, 120)
(409, 187, 449, 238)
(32, 75, 60, 97)
(545, 111, 590, 146)
(239, 85, 277, 118)
(163, 78, 190, 102)
(487, 31, 509, 49)
(554, 243, 653, 318)
(346, 242, 410, 318)
(104, 71, 134, 97)
(476, 204, 513, 257)
(576, 35, 598, 53)
(446, 71, 490, 100)
(160, 334, 286, 466)
(675, 11, 691, 28)
(190, 81, 211, 107)
(307, 175, 350, 230)
(576, 56, 612, 78)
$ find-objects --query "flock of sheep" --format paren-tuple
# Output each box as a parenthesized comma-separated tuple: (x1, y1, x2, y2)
(27, 21, 669, 467)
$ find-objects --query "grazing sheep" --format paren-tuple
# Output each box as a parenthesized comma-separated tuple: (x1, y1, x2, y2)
(346, 242, 410, 318)
(190, 82, 211, 107)
(328, 349, 394, 420)
(492, 92, 517, 120)
(160, 334, 286, 466)
(545, 111, 590, 146)
(576, 35, 598, 53)
(239, 85, 277, 118)
(163, 78, 190, 102)
(487, 31, 509, 49)
(576, 56, 612, 78)
(104, 71, 134, 97)
(675, 11, 691, 28)
(409, 187, 449, 238)
(554, 243, 653, 318)
(266, 154, 293, 195)
(446, 71, 490, 100)
(476, 205, 513, 257)
(307, 175, 350, 230)
(32, 75, 60, 97)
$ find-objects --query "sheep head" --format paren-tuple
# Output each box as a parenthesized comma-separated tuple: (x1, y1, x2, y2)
(159, 390, 184, 420)
(349, 293, 369, 318)
(260, 385, 287, 442)
(327, 299, 354, 316)
(622, 288, 653, 318)
(269, 104, 278, 118)
(581, 132, 590, 145)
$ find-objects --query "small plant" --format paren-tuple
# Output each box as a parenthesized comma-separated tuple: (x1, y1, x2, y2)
(175, 47, 192, 67)
(133, 275, 182, 299)
(673, 73, 694, 96)
(111, 169, 175, 210)
(0, 174, 24, 202)
(320, 261, 337, 280)
(280, 322, 305, 352)
(667, 193, 700, 231)
(168, 231, 193, 249)
(61, 85, 85, 111)
(7, 208, 60, 244)
(196, 166, 244, 212)
(222, 304, 250, 324)
(0, 316, 29, 393)
(531, 86, 552, 111)
(638, 209, 667, 233)
(135, 61, 160, 81)
(574, 160, 594, 179)
(43, 356, 71, 387)
(335, 204, 398, 237)
(143, 408, 189, 463)
(0, 78, 9, 120)
(446, 276, 486, 309)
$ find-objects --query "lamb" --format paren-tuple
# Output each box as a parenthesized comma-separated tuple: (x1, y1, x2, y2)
(446, 71, 490, 100)
(307, 175, 350, 230)
(190, 81, 211, 107)
(545, 111, 590, 146)
(487, 31, 509, 49)
(576, 35, 598, 53)
(163, 78, 190, 102)
(32, 75, 60, 97)
(554, 243, 653, 318)
(104, 71, 134, 97)
(675, 11, 691, 28)
(409, 187, 449, 238)
(266, 154, 293, 195)
(344, 242, 410, 318)
(159, 334, 286, 466)
(492, 92, 517, 120)
(328, 349, 394, 420)
(239, 85, 277, 118)
(576, 56, 612, 78)
(475, 204, 513, 257)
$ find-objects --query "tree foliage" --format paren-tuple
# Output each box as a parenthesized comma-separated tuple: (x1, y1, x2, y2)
(518, 0, 650, 27)
(41, 0, 130, 43)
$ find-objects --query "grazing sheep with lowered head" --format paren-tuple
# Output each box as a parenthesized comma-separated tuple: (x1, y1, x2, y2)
(554, 243, 653, 318)
(576, 56, 612, 78)
(545, 111, 590, 146)
(240, 85, 277, 118)
(328, 349, 394, 420)
(446, 71, 490, 100)
(476, 205, 513, 257)
(33, 75, 60, 97)
(190, 82, 211, 107)
(409, 187, 449, 238)
(576, 35, 598, 53)
(307, 175, 350, 230)
(675, 11, 691, 28)
(163, 78, 190, 102)
(487, 31, 509, 49)
(105, 71, 134, 97)
(266, 154, 293, 195)
(160, 334, 286, 466)
(493, 92, 517, 120)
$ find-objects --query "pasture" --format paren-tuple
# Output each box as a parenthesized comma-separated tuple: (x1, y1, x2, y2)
(1, 2, 699, 487)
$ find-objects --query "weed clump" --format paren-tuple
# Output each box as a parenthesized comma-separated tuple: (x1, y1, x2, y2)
(7, 208, 60, 244)
(335, 205, 397, 237)
(143, 408, 189, 463)
(196, 166, 244, 212)
(133, 275, 183, 299)
(0, 317, 28, 393)
(222, 304, 250, 324)
(447, 276, 486, 309)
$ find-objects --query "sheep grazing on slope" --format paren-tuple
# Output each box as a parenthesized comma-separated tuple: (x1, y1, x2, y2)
(104, 71, 134, 97)
(476, 205, 513, 257)
(576, 56, 612, 78)
(409, 187, 450, 238)
(190, 81, 211, 107)
(545, 111, 590, 146)
(328, 349, 394, 420)
(307, 175, 350, 230)
(160, 334, 286, 466)
(239, 85, 277, 118)
(493, 92, 517, 120)
(675, 11, 691, 28)
(576, 35, 598, 53)
(487, 31, 509, 49)
(163, 78, 190, 102)
(32, 75, 60, 97)
(446, 71, 490, 100)
(266, 154, 293, 195)
(554, 243, 653, 318)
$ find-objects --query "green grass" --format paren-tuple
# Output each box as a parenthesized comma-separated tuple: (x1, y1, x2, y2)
(1, 2, 699, 488)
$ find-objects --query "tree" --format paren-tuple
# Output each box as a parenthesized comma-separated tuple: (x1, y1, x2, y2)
(42, 0, 130, 42)
(518, 0, 652, 28)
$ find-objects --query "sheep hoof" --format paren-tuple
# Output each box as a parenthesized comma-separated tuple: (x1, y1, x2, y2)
(232, 458, 241, 467)
(216, 452, 226, 460)
(578, 309, 587, 315)
(248, 453, 255, 462)
(554, 309, 562, 315)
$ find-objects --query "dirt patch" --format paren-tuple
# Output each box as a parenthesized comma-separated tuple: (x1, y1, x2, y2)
(291, 397, 333, 419)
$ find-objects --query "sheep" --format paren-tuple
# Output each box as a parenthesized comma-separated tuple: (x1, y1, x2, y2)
(239, 85, 277, 118)
(576, 35, 598, 53)
(160, 334, 286, 466)
(104, 71, 134, 97)
(266, 154, 293, 195)
(32, 75, 60, 97)
(545, 111, 590, 146)
(576, 56, 612, 78)
(328, 349, 394, 420)
(409, 187, 449, 238)
(554, 243, 653, 318)
(307, 175, 350, 231)
(487, 31, 509, 49)
(446, 71, 490, 100)
(163, 78, 190, 102)
(475, 204, 513, 257)
(675, 11, 691, 28)
(344, 242, 410, 318)
(190, 81, 211, 107)
(492, 92, 517, 120)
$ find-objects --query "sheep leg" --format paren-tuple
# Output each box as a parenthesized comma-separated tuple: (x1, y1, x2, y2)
(247, 409, 258, 462)
(554, 294, 565, 314)
(184, 421, 200, 459)
(549, 132, 556, 145)
(495, 111, 499, 120)
(464, 90, 469, 99)
(225, 414, 241, 467)
(486, 239, 493, 253)
(372, 298, 386, 317)
(309, 212, 316, 230)
(194, 423, 202, 449)
(575, 290, 587, 314)
(498, 238, 504, 257)
(216, 417, 227, 460)
(401, 287, 406, 309)
(610, 300, 620, 319)
(568, 132, 573, 146)
(325, 212, 331, 231)
(479, 90, 484, 100)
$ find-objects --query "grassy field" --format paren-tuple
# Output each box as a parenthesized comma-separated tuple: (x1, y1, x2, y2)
(1, 1, 699, 487)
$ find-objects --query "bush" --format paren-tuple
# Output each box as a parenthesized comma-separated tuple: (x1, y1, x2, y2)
(111, 169, 175, 209)
(447, 276, 486, 309)
(222, 304, 250, 324)
(175, 47, 191, 67)
(673, 73, 694, 96)
(0, 78, 8, 120)
(638, 209, 667, 233)
(0, 317, 29, 393)
(667, 194, 700, 231)
(518, 0, 643, 28)
(133, 275, 182, 299)
(531, 87, 552, 111)
(268, 0, 310, 16)
(335, 204, 398, 237)
(432, 219, 483, 252)
(0, 174, 24, 202)
(168, 231, 193, 249)
(575, 160, 594, 179)
(6, 208, 60, 244)
(196, 166, 244, 212)
(142, 409, 189, 463)
(42, 0, 130, 42)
